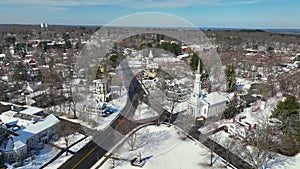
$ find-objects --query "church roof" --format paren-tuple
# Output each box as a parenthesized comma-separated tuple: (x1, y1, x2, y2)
(202, 92, 226, 105)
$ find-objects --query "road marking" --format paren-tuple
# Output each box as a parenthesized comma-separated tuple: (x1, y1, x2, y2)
(71, 97, 136, 169)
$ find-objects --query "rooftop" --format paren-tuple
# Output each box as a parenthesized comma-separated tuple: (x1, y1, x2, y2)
(202, 92, 227, 105)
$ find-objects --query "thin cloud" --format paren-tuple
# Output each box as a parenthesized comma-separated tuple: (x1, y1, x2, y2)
(0, 0, 262, 8)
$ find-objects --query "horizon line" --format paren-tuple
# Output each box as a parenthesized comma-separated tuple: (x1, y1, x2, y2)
(0, 23, 300, 31)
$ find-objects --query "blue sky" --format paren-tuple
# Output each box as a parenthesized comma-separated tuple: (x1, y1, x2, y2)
(0, 0, 299, 28)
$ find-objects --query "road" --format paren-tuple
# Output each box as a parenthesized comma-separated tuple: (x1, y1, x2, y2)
(189, 125, 254, 169)
(57, 61, 253, 169)
(58, 62, 143, 169)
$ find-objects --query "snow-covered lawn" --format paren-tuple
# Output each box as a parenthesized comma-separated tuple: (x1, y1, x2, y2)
(53, 132, 86, 148)
(52, 88, 128, 131)
(8, 133, 92, 169)
(233, 95, 283, 127)
(133, 102, 158, 121)
(70, 136, 92, 152)
(44, 134, 93, 169)
(211, 130, 300, 169)
(206, 94, 300, 169)
(9, 145, 60, 169)
(98, 124, 228, 169)
(235, 77, 253, 95)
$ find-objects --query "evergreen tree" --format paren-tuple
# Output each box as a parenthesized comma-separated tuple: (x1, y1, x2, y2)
(272, 95, 300, 151)
(225, 64, 236, 92)
(190, 54, 203, 72)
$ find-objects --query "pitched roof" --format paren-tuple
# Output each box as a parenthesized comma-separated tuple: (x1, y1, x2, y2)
(202, 92, 227, 105)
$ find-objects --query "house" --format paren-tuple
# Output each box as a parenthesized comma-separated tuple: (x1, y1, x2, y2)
(0, 104, 60, 162)
(187, 60, 227, 119)
(226, 118, 257, 139)
(93, 79, 108, 103)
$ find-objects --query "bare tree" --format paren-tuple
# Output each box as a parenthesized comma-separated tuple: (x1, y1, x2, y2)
(208, 131, 222, 166)
(127, 132, 138, 151)
(199, 122, 221, 166)
(108, 154, 116, 168)
(68, 84, 81, 119)
(59, 123, 74, 156)
(236, 124, 286, 169)
(174, 112, 195, 140)
(223, 136, 237, 168)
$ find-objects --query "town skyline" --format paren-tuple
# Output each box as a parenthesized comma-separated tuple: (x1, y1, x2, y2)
(0, 0, 299, 29)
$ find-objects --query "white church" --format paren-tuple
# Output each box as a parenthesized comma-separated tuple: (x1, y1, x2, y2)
(188, 61, 227, 119)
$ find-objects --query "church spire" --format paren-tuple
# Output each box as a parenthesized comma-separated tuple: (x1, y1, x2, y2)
(197, 59, 201, 74)
(193, 59, 202, 97)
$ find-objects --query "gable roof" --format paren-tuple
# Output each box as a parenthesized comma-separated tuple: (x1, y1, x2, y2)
(21, 114, 59, 135)
(202, 92, 227, 105)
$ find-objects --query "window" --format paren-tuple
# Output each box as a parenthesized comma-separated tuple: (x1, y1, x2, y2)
(8, 153, 14, 159)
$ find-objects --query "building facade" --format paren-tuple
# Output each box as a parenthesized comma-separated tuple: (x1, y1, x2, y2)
(188, 61, 227, 119)
(0, 104, 60, 162)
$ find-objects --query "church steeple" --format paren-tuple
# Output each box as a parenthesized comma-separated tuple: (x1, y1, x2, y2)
(197, 58, 201, 74)
(188, 59, 202, 118)
(193, 59, 201, 96)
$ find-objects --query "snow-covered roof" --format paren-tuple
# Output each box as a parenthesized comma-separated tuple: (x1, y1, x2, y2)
(153, 57, 179, 62)
(21, 114, 59, 135)
(1, 107, 60, 145)
(0, 138, 26, 152)
(0, 111, 33, 126)
(202, 92, 227, 105)
(20, 106, 43, 116)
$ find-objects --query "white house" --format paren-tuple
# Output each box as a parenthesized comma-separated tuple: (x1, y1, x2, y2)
(93, 79, 108, 102)
(0, 104, 60, 162)
(187, 61, 227, 119)
(227, 118, 257, 139)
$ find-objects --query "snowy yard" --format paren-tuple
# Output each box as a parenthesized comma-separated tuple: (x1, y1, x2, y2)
(98, 124, 229, 169)
(44, 134, 92, 169)
(133, 102, 158, 121)
(8, 133, 92, 169)
(51, 88, 128, 131)
(211, 130, 300, 169)
(8, 145, 60, 169)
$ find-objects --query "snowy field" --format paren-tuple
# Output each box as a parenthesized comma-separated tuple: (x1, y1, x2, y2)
(8, 133, 92, 169)
(98, 124, 229, 169)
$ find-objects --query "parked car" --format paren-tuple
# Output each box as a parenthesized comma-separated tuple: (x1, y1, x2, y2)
(102, 109, 113, 117)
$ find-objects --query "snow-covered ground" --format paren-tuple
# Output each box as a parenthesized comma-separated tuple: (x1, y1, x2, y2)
(8, 133, 92, 169)
(8, 145, 60, 169)
(204, 94, 300, 169)
(51, 87, 128, 131)
(98, 124, 230, 169)
(52, 132, 86, 148)
(236, 77, 252, 94)
(133, 102, 158, 121)
(234, 96, 283, 126)
(211, 129, 300, 169)
(43, 134, 93, 169)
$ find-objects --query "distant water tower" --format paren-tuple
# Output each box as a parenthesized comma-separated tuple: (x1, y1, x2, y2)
(40, 23, 48, 28)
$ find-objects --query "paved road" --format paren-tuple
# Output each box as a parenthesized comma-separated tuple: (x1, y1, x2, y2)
(57, 60, 254, 169)
(58, 62, 143, 169)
